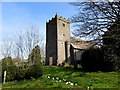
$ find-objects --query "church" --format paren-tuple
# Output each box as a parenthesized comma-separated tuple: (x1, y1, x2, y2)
(46, 13, 93, 66)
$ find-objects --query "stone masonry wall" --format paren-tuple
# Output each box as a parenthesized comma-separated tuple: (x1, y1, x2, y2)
(56, 15, 70, 64)
(46, 14, 70, 65)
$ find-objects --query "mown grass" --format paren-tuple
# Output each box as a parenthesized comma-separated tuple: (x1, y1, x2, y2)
(2, 66, 119, 89)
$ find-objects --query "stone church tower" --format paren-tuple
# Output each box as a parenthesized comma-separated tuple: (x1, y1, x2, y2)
(46, 13, 70, 65)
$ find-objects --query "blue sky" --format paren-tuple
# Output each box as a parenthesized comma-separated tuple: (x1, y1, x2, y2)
(2, 2, 77, 41)
(1, 2, 77, 59)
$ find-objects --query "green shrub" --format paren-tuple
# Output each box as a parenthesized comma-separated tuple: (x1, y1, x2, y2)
(2, 57, 17, 82)
(81, 47, 116, 72)
(15, 67, 26, 81)
(25, 64, 43, 79)
(81, 47, 104, 72)
(5, 66, 18, 82)
(2, 57, 43, 82)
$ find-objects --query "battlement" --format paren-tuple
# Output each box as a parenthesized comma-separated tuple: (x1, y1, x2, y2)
(47, 13, 70, 24)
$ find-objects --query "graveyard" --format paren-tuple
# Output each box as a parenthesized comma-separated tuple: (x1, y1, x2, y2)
(1, 1, 120, 89)
(2, 66, 118, 88)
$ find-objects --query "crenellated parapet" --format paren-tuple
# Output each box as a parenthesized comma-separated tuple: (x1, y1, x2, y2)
(55, 13, 70, 23)
(46, 13, 70, 24)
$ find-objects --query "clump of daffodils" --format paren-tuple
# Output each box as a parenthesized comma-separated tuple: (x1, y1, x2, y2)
(47, 76, 50, 79)
(70, 83, 74, 85)
(75, 83, 77, 85)
(66, 82, 69, 84)
(52, 78, 54, 80)
(46, 76, 78, 86)
(65, 81, 78, 86)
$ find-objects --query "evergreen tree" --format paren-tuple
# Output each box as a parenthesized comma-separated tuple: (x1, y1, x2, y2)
(103, 22, 120, 71)
(28, 45, 41, 64)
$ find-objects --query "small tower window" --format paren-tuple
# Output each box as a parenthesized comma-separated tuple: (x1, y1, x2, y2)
(63, 34, 65, 36)
(63, 23, 65, 27)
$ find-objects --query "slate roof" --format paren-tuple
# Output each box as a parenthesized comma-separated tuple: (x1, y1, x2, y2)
(70, 37, 94, 49)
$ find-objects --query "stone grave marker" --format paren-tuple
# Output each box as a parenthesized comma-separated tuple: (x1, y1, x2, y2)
(3, 71, 6, 84)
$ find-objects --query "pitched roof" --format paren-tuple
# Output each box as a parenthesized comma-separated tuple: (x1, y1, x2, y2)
(70, 37, 94, 49)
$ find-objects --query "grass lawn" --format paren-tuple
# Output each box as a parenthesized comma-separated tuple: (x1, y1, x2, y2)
(2, 66, 119, 89)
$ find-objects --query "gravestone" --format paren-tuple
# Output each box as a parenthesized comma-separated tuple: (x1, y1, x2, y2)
(3, 71, 6, 84)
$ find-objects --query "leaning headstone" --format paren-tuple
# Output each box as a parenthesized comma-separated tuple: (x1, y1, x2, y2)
(3, 71, 6, 84)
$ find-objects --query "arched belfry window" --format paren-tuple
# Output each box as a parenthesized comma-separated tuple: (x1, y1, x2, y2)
(63, 23, 65, 27)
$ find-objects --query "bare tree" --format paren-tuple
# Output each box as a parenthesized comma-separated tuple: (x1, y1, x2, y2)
(40, 41, 45, 58)
(15, 31, 24, 59)
(1, 41, 13, 58)
(39, 34, 45, 57)
(2, 25, 45, 64)
(70, 1, 120, 44)
(14, 25, 45, 61)
(24, 25, 41, 58)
